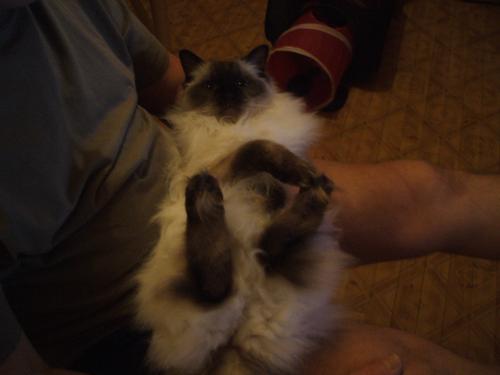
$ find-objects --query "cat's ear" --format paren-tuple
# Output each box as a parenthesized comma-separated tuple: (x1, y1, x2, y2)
(244, 45, 269, 73)
(179, 50, 204, 82)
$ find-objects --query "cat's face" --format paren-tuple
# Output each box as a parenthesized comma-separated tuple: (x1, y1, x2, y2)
(178, 45, 271, 122)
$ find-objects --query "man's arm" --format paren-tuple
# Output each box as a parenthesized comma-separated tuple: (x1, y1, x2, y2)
(0, 286, 87, 374)
(0, 333, 88, 375)
(138, 50, 185, 115)
(314, 159, 500, 262)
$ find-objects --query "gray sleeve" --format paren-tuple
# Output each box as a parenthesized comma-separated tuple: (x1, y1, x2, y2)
(0, 286, 21, 363)
(100, 0, 169, 89)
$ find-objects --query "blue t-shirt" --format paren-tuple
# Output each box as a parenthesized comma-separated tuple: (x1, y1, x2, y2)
(0, 0, 179, 366)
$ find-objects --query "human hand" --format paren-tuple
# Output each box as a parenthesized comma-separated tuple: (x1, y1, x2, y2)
(349, 354, 403, 375)
(303, 322, 500, 375)
(138, 51, 185, 114)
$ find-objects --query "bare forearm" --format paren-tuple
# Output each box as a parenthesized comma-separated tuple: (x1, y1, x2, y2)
(138, 51, 185, 114)
(1, 333, 45, 375)
(314, 159, 500, 262)
(0, 333, 87, 375)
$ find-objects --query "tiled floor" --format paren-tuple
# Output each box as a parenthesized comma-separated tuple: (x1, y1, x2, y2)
(135, 0, 500, 365)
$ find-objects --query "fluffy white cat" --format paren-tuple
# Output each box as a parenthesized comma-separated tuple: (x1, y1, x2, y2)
(135, 45, 346, 374)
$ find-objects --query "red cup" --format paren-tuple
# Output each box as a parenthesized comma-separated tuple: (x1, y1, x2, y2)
(267, 8, 353, 111)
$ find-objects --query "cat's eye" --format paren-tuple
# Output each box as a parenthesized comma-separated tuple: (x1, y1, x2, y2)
(236, 79, 248, 87)
(204, 81, 214, 89)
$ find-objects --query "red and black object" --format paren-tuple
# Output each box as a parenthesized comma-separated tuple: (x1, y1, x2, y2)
(265, 0, 396, 111)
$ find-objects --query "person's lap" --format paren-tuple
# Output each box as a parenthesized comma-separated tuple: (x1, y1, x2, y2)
(72, 159, 500, 374)
(70, 329, 154, 375)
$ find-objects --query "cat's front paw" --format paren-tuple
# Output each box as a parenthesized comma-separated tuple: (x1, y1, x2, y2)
(314, 174, 335, 195)
(297, 163, 334, 195)
(185, 172, 224, 221)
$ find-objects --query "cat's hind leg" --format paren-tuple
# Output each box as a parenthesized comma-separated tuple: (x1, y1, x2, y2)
(258, 184, 332, 285)
(136, 173, 243, 373)
(183, 172, 234, 304)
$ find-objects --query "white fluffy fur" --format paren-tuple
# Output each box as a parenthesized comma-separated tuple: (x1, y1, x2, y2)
(135, 60, 346, 374)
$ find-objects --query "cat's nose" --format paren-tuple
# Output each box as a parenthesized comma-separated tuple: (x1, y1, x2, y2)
(219, 99, 235, 109)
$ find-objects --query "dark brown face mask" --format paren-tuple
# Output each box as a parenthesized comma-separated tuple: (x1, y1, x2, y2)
(179, 46, 270, 123)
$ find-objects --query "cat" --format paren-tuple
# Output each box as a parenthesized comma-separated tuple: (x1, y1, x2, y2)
(135, 45, 347, 375)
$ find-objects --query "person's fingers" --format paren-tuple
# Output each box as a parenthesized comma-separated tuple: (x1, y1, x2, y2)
(349, 353, 403, 375)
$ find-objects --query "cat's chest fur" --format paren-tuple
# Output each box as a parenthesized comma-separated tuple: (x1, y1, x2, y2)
(166, 91, 320, 176)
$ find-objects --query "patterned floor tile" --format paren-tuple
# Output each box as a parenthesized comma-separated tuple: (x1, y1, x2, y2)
(189, 37, 241, 60)
(226, 26, 266, 55)
(210, 3, 260, 35)
(379, 108, 436, 155)
(448, 123, 500, 172)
